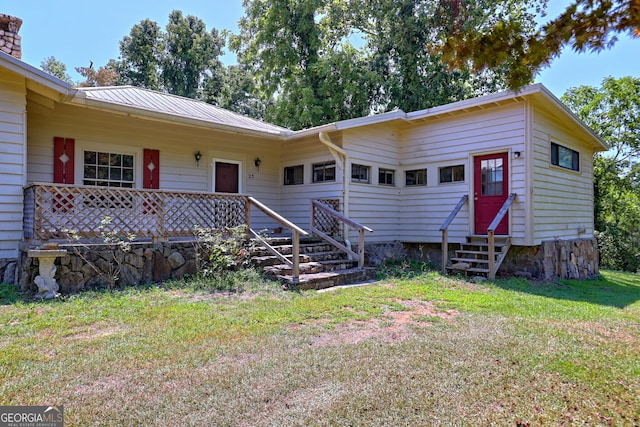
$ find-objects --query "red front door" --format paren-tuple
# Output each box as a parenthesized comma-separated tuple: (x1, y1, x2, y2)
(215, 162, 239, 193)
(474, 153, 509, 235)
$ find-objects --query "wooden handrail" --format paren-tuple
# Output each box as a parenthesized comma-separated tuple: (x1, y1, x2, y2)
(487, 193, 517, 280)
(248, 196, 308, 283)
(440, 195, 469, 274)
(487, 193, 517, 233)
(248, 197, 308, 236)
(310, 200, 373, 268)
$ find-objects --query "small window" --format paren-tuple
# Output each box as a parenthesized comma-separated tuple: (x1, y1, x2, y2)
(312, 162, 336, 183)
(551, 142, 579, 171)
(379, 168, 395, 186)
(439, 165, 465, 183)
(284, 165, 304, 185)
(351, 164, 370, 183)
(83, 150, 135, 187)
(405, 169, 427, 186)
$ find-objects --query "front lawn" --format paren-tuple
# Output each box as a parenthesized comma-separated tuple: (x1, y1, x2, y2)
(1, 270, 638, 426)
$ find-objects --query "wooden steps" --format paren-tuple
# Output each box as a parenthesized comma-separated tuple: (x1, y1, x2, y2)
(250, 237, 377, 290)
(446, 235, 511, 278)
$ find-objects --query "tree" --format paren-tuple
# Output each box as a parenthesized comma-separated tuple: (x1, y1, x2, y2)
(40, 56, 73, 84)
(232, 0, 376, 129)
(441, 0, 640, 89)
(161, 10, 225, 99)
(562, 76, 640, 271)
(75, 61, 120, 87)
(112, 11, 226, 102)
(232, 0, 538, 129)
(117, 19, 163, 90)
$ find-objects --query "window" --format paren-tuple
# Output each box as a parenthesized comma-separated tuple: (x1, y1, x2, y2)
(378, 168, 395, 186)
(351, 164, 370, 183)
(284, 165, 304, 185)
(481, 158, 504, 196)
(551, 142, 580, 171)
(83, 151, 134, 187)
(439, 165, 465, 183)
(312, 161, 336, 183)
(405, 169, 427, 186)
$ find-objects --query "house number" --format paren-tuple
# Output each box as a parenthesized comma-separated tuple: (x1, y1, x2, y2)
(248, 173, 255, 179)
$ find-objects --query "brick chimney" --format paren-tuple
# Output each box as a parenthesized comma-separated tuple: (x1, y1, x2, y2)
(0, 14, 22, 59)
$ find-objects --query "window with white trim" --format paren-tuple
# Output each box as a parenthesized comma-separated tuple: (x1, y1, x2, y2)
(439, 165, 465, 183)
(351, 164, 370, 183)
(284, 165, 304, 185)
(378, 168, 395, 186)
(312, 161, 336, 183)
(551, 142, 580, 171)
(405, 168, 427, 186)
(83, 151, 135, 187)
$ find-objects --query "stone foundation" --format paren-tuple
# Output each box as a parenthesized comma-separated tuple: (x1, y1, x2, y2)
(17, 242, 199, 295)
(0, 258, 18, 284)
(378, 239, 599, 281)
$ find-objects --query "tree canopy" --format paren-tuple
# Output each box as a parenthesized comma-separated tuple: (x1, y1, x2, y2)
(441, 0, 640, 89)
(231, 0, 536, 129)
(562, 76, 640, 271)
(114, 11, 225, 99)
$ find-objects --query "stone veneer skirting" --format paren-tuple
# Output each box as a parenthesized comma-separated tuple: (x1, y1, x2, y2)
(17, 242, 199, 294)
(5, 238, 600, 295)
(375, 238, 599, 280)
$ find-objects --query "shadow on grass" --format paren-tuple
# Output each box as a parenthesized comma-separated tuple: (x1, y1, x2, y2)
(493, 270, 640, 309)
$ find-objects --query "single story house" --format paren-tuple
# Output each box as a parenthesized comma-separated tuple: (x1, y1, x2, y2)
(0, 14, 607, 286)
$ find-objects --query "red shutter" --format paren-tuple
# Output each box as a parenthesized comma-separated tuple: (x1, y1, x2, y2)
(53, 137, 75, 184)
(143, 149, 160, 189)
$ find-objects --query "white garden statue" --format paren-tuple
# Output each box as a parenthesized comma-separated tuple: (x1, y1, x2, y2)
(28, 249, 67, 299)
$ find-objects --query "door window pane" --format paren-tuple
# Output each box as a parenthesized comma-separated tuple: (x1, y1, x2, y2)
(481, 159, 503, 196)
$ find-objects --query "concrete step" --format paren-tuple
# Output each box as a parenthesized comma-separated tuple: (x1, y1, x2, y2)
(279, 267, 378, 290)
(450, 257, 490, 264)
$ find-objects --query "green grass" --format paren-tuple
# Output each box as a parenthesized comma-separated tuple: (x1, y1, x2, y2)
(0, 270, 638, 426)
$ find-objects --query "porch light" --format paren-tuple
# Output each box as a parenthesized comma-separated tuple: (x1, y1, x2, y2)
(513, 151, 522, 159)
(254, 157, 262, 169)
(194, 151, 202, 166)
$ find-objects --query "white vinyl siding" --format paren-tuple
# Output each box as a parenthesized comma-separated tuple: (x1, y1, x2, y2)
(0, 72, 26, 258)
(398, 102, 527, 245)
(279, 135, 343, 230)
(25, 101, 283, 232)
(531, 100, 596, 243)
(342, 124, 401, 242)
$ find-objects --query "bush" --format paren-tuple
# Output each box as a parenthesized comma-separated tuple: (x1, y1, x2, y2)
(596, 226, 640, 272)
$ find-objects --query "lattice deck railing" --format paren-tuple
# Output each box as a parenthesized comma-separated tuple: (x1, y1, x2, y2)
(24, 183, 249, 242)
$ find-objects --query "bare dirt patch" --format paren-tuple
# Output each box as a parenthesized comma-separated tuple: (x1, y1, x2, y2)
(309, 299, 460, 346)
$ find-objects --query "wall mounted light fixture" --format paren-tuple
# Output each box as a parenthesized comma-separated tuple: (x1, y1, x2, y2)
(194, 151, 202, 167)
(514, 151, 522, 159)
(254, 157, 262, 169)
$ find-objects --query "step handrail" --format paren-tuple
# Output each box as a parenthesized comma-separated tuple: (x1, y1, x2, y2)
(310, 200, 373, 268)
(487, 193, 517, 280)
(440, 195, 469, 274)
(248, 196, 309, 283)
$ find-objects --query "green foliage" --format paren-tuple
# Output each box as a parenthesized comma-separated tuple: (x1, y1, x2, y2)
(232, 0, 529, 129)
(116, 19, 163, 90)
(113, 10, 225, 100)
(63, 215, 136, 287)
(192, 225, 253, 277)
(562, 77, 640, 272)
(440, 0, 639, 89)
(39, 56, 73, 84)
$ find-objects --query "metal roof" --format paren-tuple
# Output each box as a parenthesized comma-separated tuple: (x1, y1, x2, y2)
(75, 86, 287, 136)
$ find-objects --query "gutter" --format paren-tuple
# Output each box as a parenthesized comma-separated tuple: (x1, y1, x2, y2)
(318, 131, 352, 251)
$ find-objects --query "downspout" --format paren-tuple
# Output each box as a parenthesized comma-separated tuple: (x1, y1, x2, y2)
(318, 131, 352, 251)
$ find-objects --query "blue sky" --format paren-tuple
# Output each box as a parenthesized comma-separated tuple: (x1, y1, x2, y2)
(4, 0, 638, 98)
